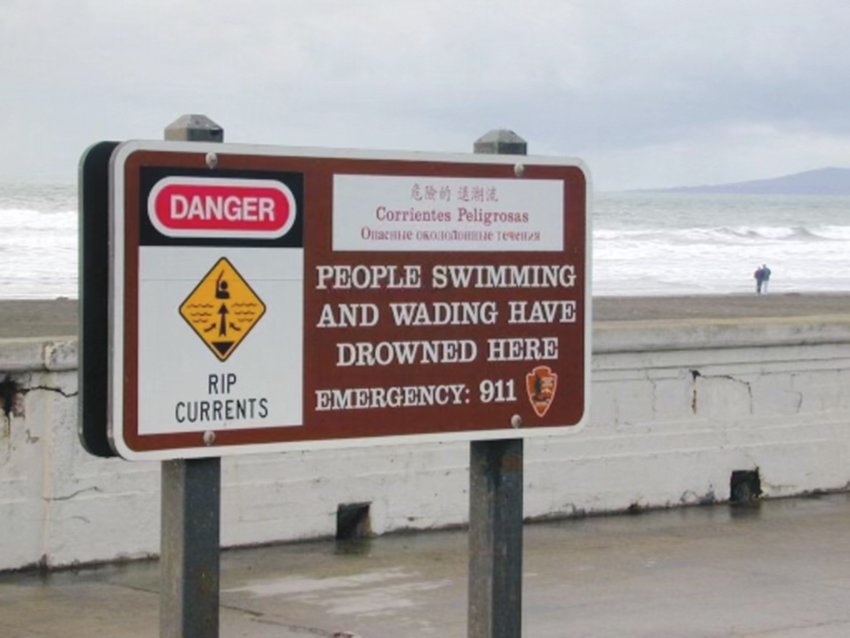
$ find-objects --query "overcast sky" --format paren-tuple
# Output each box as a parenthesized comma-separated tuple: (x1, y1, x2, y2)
(2, 0, 850, 190)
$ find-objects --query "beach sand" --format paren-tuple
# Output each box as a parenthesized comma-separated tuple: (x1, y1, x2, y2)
(0, 293, 847, 339)
(593, 292, 850, 322)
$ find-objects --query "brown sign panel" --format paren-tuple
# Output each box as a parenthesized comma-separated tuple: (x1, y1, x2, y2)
(108, 141, 590, 460)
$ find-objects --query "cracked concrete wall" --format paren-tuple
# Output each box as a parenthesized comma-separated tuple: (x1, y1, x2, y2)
(2, 318, 850, 570)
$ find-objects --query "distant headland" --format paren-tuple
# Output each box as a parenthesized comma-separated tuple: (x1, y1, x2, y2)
(659, 167, 850, 195)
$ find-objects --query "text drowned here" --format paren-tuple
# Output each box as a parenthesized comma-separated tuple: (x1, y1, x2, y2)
(336, 337, 559, 367)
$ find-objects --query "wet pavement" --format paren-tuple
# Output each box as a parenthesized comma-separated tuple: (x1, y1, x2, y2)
(3, 493, 850, 637)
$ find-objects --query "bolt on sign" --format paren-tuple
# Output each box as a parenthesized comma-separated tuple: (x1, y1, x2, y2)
(102, 141, 590, 460)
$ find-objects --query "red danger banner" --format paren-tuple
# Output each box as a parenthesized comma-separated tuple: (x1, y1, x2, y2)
(148, 177, 296, 239)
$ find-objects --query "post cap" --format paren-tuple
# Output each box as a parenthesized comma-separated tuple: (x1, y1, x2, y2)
(473, 129, 527, 155)
(164, 114, 224, 142)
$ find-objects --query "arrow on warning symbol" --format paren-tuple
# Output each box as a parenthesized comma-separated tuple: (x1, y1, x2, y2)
(218, 303, 228, 336)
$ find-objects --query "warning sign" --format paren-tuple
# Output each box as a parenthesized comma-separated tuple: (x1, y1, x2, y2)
(179, 257, 266, 361)
(101, 140, 587, 461)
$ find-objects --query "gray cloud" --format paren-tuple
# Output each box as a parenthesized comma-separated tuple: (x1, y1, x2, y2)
(2, 0, 850, 189)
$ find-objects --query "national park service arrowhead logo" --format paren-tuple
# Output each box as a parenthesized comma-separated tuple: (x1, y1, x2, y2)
(526, 365, 558, 417)
(179, 257, 265, 361)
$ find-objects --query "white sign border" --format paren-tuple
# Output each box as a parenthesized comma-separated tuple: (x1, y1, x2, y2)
(108, 140, 593, 461)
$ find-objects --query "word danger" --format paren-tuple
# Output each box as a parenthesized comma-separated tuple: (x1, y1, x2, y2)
(169, 194, 276, 222)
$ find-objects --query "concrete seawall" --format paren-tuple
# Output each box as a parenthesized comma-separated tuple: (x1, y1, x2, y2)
(2, 316, 850, 571)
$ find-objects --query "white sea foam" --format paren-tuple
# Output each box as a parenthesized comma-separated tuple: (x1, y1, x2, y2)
(0, 182, 77, 298)
(1, 183, 849, 298)
(593, 192, 850, 296)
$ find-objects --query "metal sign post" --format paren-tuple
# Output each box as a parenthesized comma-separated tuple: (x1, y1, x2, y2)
(468, 131, 527, 638)
(160, 455, 220, 637)
(159, 115, 224, 638)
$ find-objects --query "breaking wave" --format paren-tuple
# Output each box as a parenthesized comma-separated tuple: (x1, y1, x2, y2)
(2, 183, 850, 297)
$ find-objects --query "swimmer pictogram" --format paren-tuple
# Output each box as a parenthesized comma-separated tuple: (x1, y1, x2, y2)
(179, 257, 266, 361)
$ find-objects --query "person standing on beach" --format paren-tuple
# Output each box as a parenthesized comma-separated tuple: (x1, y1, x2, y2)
(761, 264, 771, 293)
(754, 266, 765, 294)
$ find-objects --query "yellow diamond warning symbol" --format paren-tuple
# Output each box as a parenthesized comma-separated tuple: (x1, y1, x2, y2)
(179, 257, 266, 361)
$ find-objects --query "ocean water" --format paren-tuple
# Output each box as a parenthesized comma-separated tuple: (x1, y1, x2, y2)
(594, 191, 850, 296)
(1, 182, 849, 299)
(0, 182, 78, 299)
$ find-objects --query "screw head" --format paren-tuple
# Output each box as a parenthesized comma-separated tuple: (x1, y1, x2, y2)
(203, 430, 216, 446)
(510, 414, 522, 428)
(205, 152, 218, 169)
(514, 163, 525, 177)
